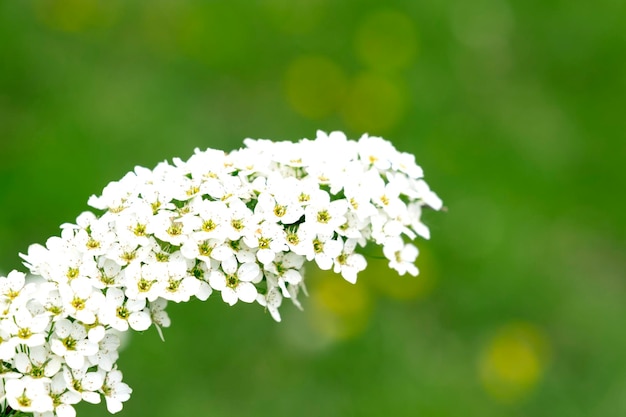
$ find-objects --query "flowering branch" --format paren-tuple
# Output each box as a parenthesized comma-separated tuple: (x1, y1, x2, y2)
(0, 131, 441, 416)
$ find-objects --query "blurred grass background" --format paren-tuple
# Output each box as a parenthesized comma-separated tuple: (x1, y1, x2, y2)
(1, 0, 625, 416)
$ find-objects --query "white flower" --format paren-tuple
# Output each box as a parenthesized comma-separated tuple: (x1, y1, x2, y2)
(254, 183, 304, 225)
(231, 147, 273, 179)
(113, 201, 155, 248)
(169, 173, 205, 201)
(289, 177, 323, 208)
(150, 260, 201, 303)
(142, 237, 178, 264)
(370, 175, 407, 219)
(223, 198, 257, 241)
(5, 377, 53, 413)
(87, 324, 106, 344)
(180, 237, 219, 263)
(413, 178, 443, 211)
(36, 372, 81, 417)
(33, 283, 65, 321)
(186, 199, 230, 241)
(187, 261, 214, 301)
(67, 212, 116, 257)
(183, 148, 228, 180)
(106, 240, 151, 267)
(357, 133, 397, 171)
(390, 150, 424, 179)
(243, 220, 288, 265)
(0, 272, 39, 318)
(6, 308, 50, 348)
(45, 249, 99, 286)
(63, 365, 104, 404)
(303, 191, 348, 236)
(211, 240, 256, 275)
(305, 131, 358, 186)
(256, 287, 283, 322)
(148, 210, 194, 246)
(370, 210, 405, 244)
(100, 369, 132, 414)
(283, 225, 314, 256)
(335, 211, 369, 242)
(99, 288, 151, 332)
(333, 239, 367, 284)
(383, 237, 420, 276)
(122, 263, 161, 302)
(14, 346, 62, 380)
(130, 168, 176, 214)
(342, 167, 381, 221)
(264, 252, 305, 299)
(91, 259, 123, 289)
(87, 171, 140, 213)
(209, 262, 260, 305)
(148, 298, 171, 341)
(88, 332, 121, 372)
(20, 243, 53, 279)
(59, 278, 104, 325)
(303, 234, 343, 271)
(50, 319, 99, 370)
(0, 270, 28, 300)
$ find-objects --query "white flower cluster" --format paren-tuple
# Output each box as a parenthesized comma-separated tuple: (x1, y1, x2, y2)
(0, 131, 441, 416)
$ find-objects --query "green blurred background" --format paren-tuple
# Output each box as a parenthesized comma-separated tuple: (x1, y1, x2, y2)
(1, 0, 625, 416)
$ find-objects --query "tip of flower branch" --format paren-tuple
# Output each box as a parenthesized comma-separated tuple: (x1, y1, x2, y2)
(1, 131, 442, 417)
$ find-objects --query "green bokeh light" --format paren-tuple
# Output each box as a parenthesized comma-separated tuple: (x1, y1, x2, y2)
(1, 0, 624, 416)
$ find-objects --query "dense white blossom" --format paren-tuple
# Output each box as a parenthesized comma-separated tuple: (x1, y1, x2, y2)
(0, 131, 441, 416)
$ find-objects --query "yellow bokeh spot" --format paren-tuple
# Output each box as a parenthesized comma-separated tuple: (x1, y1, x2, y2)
(479, 322, 550, 403)
(307, 269, 373, 340)
(284, 56, 347, 119)
(355, 10, 418, 72)
(34, 0, 118, 33)
(341, 73, 406, 133)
